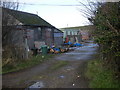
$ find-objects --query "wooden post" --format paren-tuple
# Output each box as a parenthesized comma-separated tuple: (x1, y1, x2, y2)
(25, 37, 28, 59)
(24, 29, 28, 59)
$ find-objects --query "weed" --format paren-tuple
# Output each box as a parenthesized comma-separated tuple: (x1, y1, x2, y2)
(2, 54, 54, 74)
(86, 60, 120, 88)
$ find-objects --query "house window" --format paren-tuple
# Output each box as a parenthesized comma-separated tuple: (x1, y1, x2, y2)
(38, 27, 41, 31)
(66, 31, 68, 35)
(70, 31, 72, 35)
(68, 31, 70, 35)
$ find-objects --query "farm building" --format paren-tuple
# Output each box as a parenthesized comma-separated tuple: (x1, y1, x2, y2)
(2, 8, 63, 59)
(61, 25, 94, 42)
(61, 28, 82, 43)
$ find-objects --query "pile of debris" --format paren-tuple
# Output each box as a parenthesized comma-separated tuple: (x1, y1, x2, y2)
(48, 46, 69, 54)
(64, 41, 83, 47)
(32, 41, 83, 55)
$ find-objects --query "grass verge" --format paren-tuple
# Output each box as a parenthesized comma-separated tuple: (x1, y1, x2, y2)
(86, 60, 120, 88)
(2, 54, 54, 74)
(50, 61, 69, 70)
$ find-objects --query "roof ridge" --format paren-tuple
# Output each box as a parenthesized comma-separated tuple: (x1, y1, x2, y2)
(3, 7, 54, 27)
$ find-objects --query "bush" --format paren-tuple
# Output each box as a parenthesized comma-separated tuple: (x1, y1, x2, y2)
(86, 60, 120, 88)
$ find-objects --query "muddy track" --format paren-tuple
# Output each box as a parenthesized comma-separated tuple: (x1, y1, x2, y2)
(2, 41, 98, 88)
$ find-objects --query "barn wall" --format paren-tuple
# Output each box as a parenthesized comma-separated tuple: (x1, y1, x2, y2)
(2, 26, 25, 59)
(54, 32, 63, 46)
(41, 27, 54, 46)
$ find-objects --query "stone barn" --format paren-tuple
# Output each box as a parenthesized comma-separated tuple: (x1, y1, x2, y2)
(2, 7, 60, 59)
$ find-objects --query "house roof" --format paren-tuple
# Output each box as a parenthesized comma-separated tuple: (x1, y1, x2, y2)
(60, 25, 94, 31)
(4, 8, 54, 27)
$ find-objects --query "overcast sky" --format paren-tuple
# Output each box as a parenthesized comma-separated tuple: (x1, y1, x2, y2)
(14, 0, 120, 28)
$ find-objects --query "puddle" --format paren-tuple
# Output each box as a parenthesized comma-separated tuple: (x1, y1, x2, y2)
(27, 81, 44, 89)
(65, 66, 74, 70)
(83, 43, 99, 48)
(72, 83, 75, 86)
(55, 42, 98, 61)
(59, 75, 65, 79)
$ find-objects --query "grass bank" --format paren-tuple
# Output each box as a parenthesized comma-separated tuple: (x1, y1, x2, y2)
(86, 60, 120, 88)
(2, 54, 54, 74)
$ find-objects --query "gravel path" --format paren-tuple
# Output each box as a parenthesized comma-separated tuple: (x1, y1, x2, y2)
(2, 41, 98, 88)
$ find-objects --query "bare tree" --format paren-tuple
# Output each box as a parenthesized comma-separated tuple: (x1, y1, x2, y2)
(0, 0, 19, 10)
(77, 0, 120, 34)
(76, 0, 102, 24)
(2, 0, 20, 46)
(1, 0, 19, 25)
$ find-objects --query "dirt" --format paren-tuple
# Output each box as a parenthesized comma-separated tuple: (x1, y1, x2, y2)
(2, 41, 98, 88)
